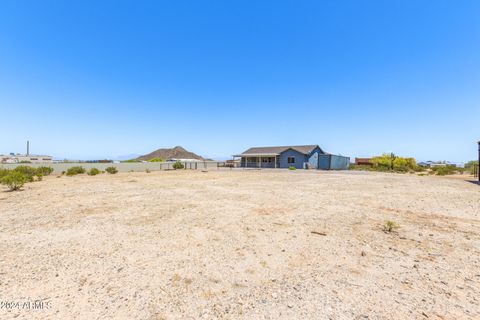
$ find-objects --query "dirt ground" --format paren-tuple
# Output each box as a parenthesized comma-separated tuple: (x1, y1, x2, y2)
(0, 169, 479, 319)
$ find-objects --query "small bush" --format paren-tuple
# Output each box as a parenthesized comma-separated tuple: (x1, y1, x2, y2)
(13, 166, 37, 182)
(1, 171, 28, 191)
(172, 161, 184, 170)
(148, 157, 164, 162)
(383, 220, 399, 233)
(145, 169, 151, 173)
(36, 166, 54, 176)
(36, 173, 43, 181)
(66, 166, 86, 176)
(106, 166, 118, 174)
(0, 169, 10, 179)
(432, 165, 457, 176)
(289, 166, 296, 170)
(87, 168, 100, 176)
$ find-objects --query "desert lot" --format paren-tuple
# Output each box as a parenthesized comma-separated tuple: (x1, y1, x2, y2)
(0, 170, 479, 319)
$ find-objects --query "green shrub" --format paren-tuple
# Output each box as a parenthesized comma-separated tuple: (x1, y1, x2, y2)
(368, 154, 418, 173)
(122, 159, 141, 163)
(66, 166, 86, 176)
(1, 171, 28, 191)
(148, 157, 164, 162)
(465, 160, 479, 174)
(172, 161, 184, 170)
(289, 166, 296, 170)
(0, 168, 10, 179)
(413, 166, 426, 172)
(105, 166, 118, 174)
(431, 165, 457, 176)
(383, 220, 399, 233)
(36, 173, 43, 181)
(13, 166, 36, 182)
(87, 168, 100, 176)
(36, 166, 54, 176)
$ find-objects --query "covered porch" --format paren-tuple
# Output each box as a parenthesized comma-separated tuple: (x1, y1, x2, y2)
(232, 153, 280, 168)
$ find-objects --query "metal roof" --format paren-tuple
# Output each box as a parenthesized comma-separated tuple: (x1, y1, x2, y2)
(234, 145, 322, 157)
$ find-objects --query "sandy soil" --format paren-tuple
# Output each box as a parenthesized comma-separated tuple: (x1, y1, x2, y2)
(0, 170, 479, 319)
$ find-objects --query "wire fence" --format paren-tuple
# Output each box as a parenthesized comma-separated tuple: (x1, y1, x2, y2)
(0, 161, 227, 174)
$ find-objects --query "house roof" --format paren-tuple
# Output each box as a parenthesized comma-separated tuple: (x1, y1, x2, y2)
(234, 145, 322, 157)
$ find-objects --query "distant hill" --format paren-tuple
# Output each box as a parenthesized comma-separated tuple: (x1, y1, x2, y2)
(136, 146, 207, 161)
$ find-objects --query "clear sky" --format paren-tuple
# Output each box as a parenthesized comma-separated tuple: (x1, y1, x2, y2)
(1, 1, 479, 162)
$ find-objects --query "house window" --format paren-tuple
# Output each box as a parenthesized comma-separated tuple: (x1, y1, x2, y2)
(287, 156, 295, 164)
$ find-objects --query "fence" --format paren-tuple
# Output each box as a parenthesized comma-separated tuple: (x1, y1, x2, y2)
(0, 161, 226, 174)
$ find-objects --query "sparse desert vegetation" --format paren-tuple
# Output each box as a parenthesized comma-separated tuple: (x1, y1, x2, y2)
(0, 169, 479, 319)
(66, 166, 86, 176)
(172, 160, 184, 170)
(87, 168, 100, 176)
(105, 166, 118, 174)
(0, 165, 54, 191)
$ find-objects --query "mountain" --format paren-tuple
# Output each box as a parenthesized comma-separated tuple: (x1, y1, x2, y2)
(136, 146, 207, 161)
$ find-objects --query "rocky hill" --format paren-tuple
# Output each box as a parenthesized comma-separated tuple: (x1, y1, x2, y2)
(136, 146, 207, 161)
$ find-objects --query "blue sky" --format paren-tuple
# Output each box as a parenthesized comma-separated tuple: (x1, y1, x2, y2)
(0, 1, 479, 162)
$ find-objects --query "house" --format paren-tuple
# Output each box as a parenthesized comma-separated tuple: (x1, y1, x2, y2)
(233, 145, 350, 170)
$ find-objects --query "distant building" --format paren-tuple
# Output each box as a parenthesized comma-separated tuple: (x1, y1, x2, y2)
(0, 154, 53, 164)
(167, 158, 203, 162)
(233, 145, 349, 170)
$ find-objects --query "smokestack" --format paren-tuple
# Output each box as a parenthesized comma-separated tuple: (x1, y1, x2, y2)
(27, 141, 29, 156)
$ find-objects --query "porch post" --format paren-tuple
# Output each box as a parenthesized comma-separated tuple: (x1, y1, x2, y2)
(259, 156, 261, 168)
(275, 155, 277, 168)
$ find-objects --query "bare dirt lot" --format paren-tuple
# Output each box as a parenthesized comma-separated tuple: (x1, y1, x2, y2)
(1, 170, 479, 319)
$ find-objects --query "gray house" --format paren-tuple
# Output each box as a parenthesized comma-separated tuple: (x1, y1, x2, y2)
(233, 145, 350, 170)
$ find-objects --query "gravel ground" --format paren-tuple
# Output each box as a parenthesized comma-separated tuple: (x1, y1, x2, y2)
(0, 169, 479, 319)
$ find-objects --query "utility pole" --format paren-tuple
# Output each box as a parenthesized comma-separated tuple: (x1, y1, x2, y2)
(478, 140, 480, 181)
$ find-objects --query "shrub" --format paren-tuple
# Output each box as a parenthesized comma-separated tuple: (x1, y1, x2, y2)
(13, 166, 37, 182)
(0, 168, 10, 179)
(105, 166, 118, 174)
(36, 166, 54, 176)
(87, 168, 100, 176)
(172, 161, 184, 170)
(145, 169, 151, 173)
(1, 171, 28, 191)
(465, 160, 479, 174)
(289, 166, 296, 170)
(148, 157, 164, 162)
(66, 166, 86, 176)
(369, 154, 418, 173)
(383, 220, 399, 233)
(432, 165, 457, 176)
(36, 173, 43, 181)
(122, 159, 141, 163)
